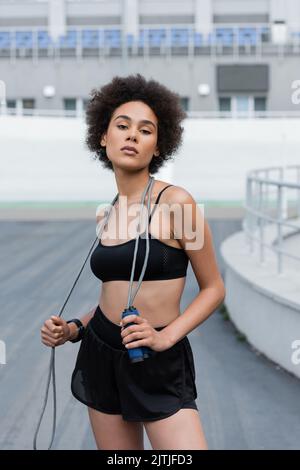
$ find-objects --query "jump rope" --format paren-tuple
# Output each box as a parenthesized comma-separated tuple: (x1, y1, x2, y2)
(33, 175, 156, 450)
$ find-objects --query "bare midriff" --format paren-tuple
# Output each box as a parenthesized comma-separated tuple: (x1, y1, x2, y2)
(98, 276, 186, 328)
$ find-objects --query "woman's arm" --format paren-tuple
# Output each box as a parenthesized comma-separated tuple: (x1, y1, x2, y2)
(160, 186, 226, 347)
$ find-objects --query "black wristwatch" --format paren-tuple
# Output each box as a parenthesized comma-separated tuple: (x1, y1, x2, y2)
(66, 319, 85, 343)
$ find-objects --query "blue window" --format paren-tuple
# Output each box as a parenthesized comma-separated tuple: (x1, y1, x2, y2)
(215, 27, 234, 46)
(148, 28, 166, 47)
(59, 30, 77, 48)
(193, 32, 203, 46)
(0, 31, 11, 48)
(82, 29, 100, 48)
(171, 28, 189, 47)
(16, 31, 33, 48)
(37, 30, 53, 48)
(104, 29, 121, 48)
(238, 27, 257, 45)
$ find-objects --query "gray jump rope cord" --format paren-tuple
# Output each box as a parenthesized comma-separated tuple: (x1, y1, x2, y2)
(127, 175, 155, 307)
(33, 175, 155, 450)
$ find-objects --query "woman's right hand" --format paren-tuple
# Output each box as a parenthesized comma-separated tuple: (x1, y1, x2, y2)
(40, 315, 71, 347)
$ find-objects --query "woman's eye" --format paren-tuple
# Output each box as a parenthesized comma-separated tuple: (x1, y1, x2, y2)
(117, 124, 150, 135)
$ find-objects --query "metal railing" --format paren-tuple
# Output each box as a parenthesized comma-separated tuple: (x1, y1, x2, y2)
(243, 165, 300, 274)
(1, 22, 300, 61)
(0, 107, 83, 118)
(188, 111, 300, 119)
(4, 108, 300, 119)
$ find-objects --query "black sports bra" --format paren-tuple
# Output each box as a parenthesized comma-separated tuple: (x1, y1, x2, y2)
(90, 185, 189, 283)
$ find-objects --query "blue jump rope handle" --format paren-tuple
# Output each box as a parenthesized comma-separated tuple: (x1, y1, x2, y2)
(121, 306, 153, 363)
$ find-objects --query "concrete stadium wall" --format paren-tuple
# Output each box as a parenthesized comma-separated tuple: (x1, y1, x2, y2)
(221, 228, 300, 379)
(1, 115, 300, 203)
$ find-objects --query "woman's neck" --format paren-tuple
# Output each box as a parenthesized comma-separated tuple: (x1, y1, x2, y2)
(114, 172, 153, 203)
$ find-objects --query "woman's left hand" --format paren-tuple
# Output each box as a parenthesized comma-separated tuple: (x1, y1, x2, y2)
(120, 314, 172, 352)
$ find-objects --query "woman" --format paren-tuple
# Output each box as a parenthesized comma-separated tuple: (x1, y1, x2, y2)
(40, 74, 225, 450)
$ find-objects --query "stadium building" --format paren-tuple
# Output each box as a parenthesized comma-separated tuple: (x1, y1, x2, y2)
(0, 0, 300, 117)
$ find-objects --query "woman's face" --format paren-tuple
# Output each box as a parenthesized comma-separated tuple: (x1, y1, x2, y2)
(100, 100, 159, 171)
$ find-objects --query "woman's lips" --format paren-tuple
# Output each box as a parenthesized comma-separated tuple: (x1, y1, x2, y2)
(121, 149, 138, 156)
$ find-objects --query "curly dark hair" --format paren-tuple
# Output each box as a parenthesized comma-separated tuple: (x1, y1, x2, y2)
(85, 73, 187, 174)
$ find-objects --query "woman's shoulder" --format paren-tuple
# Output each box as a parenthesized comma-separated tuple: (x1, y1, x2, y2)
(158, 180, 194, 206)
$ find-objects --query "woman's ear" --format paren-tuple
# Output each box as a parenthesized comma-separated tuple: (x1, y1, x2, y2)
(100, 132, 107, 147)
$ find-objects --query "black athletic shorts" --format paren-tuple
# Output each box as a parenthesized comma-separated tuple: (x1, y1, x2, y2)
(71, 305, 198, 422)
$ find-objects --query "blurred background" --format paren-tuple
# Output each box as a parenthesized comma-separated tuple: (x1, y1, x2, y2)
(0, 0, 300, 450)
